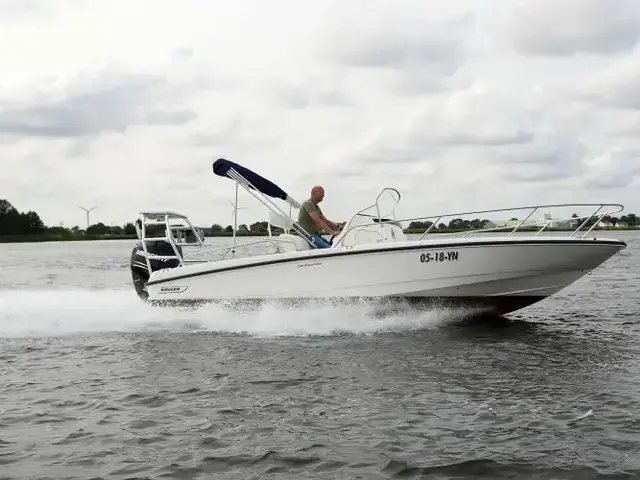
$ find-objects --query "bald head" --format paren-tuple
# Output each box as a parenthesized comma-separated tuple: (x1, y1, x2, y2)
(310, 185, 325, 203)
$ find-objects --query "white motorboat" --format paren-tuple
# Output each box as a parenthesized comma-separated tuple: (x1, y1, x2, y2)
(129, 158, 627, 315)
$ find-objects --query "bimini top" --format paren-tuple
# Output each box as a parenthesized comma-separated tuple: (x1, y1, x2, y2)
(213, 158, 289, 202)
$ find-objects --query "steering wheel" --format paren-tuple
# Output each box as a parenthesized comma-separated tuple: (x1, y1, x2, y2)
(329, 222, 346, 244)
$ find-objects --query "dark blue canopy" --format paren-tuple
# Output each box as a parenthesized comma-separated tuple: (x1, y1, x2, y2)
(212, 158, 288, 201)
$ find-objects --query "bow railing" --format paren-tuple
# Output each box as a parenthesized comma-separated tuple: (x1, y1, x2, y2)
(331, 202, 624, 248)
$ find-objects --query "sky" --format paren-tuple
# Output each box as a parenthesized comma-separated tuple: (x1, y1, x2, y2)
(1, 0, 639, 229)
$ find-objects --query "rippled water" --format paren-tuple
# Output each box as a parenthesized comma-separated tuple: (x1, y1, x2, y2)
(1, 233, 639, 479)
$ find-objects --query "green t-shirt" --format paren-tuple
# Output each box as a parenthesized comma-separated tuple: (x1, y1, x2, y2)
(298, 199, 323, 235)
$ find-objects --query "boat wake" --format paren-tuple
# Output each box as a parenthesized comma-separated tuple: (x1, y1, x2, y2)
(0, 289, 487, 339)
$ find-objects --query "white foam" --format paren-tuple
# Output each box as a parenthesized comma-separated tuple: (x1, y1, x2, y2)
(0, 289, 481, 339)
(567, 409, 594, 425)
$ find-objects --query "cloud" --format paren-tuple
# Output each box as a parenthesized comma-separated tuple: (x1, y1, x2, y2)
(581, 149, 640, 188)
(407, 84, 537, 146)
(319, 4, 475, 95)
(612, 116, 640, 137)
(574, 47, 640, 110)
(486, 135, 587, 182)
(0, 70, 198, 138)
(507, 0, 640, 56)
(326, 9, 474, 69)
(0, 0, 54, 20)
(0, 0, 639, 229)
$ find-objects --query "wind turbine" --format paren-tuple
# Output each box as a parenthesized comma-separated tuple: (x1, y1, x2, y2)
(79, 205, 97, 230)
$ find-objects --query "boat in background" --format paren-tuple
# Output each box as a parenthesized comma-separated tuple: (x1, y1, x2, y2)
(129, 158, 627, 315)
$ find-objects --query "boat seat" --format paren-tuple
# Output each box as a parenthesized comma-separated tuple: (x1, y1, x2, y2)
(269, 211, 294, 232)
(275, 233, 311, 252)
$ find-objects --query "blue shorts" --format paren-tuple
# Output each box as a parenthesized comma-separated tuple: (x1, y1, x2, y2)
(310, 234, 332, 249)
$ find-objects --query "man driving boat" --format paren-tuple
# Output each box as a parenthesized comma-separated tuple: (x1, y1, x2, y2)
(297, 186, 344, 248)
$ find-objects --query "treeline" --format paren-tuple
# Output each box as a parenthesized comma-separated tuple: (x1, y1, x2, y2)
(405, 213, 640, 233)
(1, 198, 638, 243)
(208, 221, 279, 235)
(0, 199, 139, 243)
(0, 199, 280, 243)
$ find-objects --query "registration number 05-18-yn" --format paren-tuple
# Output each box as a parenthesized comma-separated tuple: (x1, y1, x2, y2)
(420, 250, 459, 263)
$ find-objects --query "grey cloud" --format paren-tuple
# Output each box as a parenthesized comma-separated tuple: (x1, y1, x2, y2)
(582, 150, 640, 188)
(426, 130, 533, 147)
(498, 144, 640, 188)
(575, 69, 640, 111)
(319, 116, 536, 185)
(145, 110, 198, 125)
(0, 0, 54, 20)
(488, 137, 589, 182)
(187, 118, 247, 147)
(355, 147, 432, 165)
(271, 86, 352, 109)
(499, 141, 587, 166)
(320, 143, 445, 194)
(325, 133, 437, 169)
(320, 11, 475, 96)
(501, 164, 578, 183)
(585, 173, 637, 189)
(333, 130, 531, 178)
(187, 117, 285, 151)
(613, 119, 640, 137)
(0, 72, 198, 138)
(408, 114, 535, 147)
(337, 36, 464, 69)
(508, 0, 640, 56)
(330, 12, 474, 69)
(173, 47, 195, 61)
(399, 84, 546, 147)
(66, 136, 97, 158)
(385, 67, 468, 96)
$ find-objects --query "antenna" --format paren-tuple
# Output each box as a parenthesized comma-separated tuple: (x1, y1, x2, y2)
(229, 183, 247, 254)
(78, 205, 97, 230)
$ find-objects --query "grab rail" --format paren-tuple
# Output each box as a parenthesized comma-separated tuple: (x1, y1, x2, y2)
(332, 203, 624, 247)
(180, 238, 281, 262)
(134, 201, 625, 266)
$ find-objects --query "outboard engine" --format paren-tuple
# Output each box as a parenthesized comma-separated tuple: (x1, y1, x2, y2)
(130, 240, 183, 301)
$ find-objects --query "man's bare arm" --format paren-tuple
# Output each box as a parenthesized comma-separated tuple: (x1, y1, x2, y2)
(323, 217, 338, 230)
(320, 214, 343, 231)
(309, 211, 339, 235)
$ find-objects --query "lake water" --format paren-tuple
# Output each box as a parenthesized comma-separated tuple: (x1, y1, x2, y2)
(1, 232, 639, 479)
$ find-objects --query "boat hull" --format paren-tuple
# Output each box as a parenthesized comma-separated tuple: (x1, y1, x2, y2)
(140, 237, 626, 315)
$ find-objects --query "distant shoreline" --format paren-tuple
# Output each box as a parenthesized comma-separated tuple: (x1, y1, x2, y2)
(1, 226, 637, 243)
(402, 226, 640, 234)
(0, 232, 264, 243)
